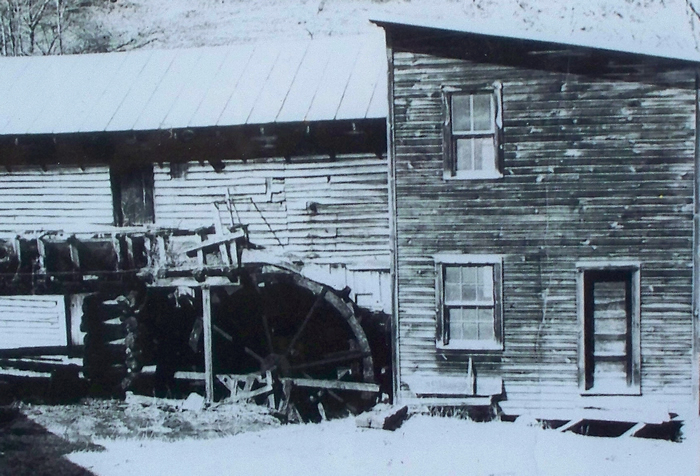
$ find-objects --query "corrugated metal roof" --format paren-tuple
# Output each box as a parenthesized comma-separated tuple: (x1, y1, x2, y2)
(371, 14, 700, 64)
(0, 33, 387, 136)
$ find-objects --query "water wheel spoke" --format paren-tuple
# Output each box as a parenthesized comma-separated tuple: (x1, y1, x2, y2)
(289, 350, 371, 372)
(212, 323, 233, 342)
(244, 346, 266, 365)
(246, 272, 275, 354)
(301, 372, 359, 416)
(284, 286, 329, 357)
(261, 312, 274, 355)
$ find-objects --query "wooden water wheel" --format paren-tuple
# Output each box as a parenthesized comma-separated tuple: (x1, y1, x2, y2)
(209, 267, 379, 421)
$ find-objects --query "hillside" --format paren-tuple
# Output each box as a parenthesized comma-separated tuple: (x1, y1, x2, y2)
(1, 0, 698, 56)
(92, 0, 699, 55)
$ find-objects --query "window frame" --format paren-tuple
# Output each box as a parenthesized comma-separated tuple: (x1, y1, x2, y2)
(442, 83, 504, 180)
(576, 260, 641, 396)
(434, 254, 504, 351)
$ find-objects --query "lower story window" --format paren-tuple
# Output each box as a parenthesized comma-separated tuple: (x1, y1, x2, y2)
(435, 255, 503, 350)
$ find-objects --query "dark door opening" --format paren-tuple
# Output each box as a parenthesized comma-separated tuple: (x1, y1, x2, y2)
(110, 164, 155, 227)
(581, 267, 640, 394)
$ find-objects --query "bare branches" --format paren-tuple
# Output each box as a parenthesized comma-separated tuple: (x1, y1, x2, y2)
(0, 0, 76, 55)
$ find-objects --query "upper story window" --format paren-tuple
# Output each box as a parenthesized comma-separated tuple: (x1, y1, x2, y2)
(444, 84, 503, 180)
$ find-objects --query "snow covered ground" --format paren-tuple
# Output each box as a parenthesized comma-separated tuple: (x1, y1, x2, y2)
(68, 415, 700, 476)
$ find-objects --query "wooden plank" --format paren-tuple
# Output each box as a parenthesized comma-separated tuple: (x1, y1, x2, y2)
(202, 286, 214, 403)
(182, 230, 245, 257)
(557, 418, 584, 433)
(174, 371, 205, 380)
(283, 378, 380, 392)
(0, 296, 67, 350)
(68, 294, 87, 348)
(621, 421, 646, 437)
(211, 203, 232, 266)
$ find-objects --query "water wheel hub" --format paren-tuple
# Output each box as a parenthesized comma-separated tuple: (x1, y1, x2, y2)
(261, 353, 290, 376)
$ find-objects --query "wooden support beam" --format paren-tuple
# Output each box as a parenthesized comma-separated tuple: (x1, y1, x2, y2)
(558, 418, 583, 433)
(211, 203, 232, 266)
(174, 371, 205, 380)
(156, 235, 168, 267)
(195, 231, 207, 267)
(110, 234, 122, 271)
(183, 231, 245, 257)
(202, 286, 214, 403)
(212, 323, 233, 342)
(621, 422, 646, 438)
(67, 237, 81, 281)
(282, 378, 380, 393)
(11, 236, 21, 270)
(124, 235, 135, 269)
(36, 237, 47, 274)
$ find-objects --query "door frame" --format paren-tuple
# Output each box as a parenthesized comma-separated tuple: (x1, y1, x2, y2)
(576, 260, 641, 395)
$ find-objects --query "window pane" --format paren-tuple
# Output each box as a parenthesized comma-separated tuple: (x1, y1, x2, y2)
(472, 94, 492, 131)
(461, 267, 477, 300)
(449, 308, 479, 341)
(472, 137, 495, 171)
(455, 138, 474, 171)
(477, 266, 494, 302)
(452, 95, 471, 132)
(445, 266, 460, 302)
(448, 306, 496, 343)
(445, 283, 461, 302)
(477, 308, 495, 341)
(445, 266, 460, 285)
(448, 308, 463, 341)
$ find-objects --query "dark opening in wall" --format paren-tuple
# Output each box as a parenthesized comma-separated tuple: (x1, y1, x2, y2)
(110, 164, 155, 226)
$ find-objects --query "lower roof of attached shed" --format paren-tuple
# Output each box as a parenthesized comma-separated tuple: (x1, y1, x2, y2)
(0, 32, 387, 136)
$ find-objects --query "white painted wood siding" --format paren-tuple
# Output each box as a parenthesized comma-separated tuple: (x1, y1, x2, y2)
(0, 165, 113, 232)
(0, 296, 67, 349)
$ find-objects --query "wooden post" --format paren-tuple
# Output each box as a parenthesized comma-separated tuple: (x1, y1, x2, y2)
(202, 285, 214, 403)
(693, 71, 700, 416)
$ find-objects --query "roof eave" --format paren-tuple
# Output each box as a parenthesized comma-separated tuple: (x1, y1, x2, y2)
(370, 14, 700, 65)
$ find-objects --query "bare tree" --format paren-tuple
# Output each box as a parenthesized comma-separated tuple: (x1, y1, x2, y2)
(0, 0, 89, 55)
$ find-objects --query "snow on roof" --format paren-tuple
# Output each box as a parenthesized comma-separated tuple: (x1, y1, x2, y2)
(371, 14, 700, 64)
(0, 33, 387, 136)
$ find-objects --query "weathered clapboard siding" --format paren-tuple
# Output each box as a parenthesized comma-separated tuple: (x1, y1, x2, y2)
(0, 296, 67, 349)
(153, 153, 389, 264)
(154, 152, 391, 311)
(0, 165, 113, 232)
(389, 31, 696, 413)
